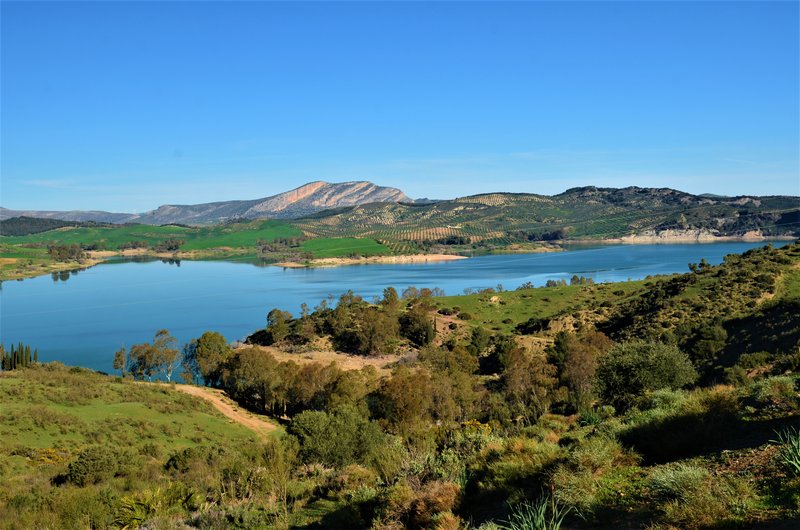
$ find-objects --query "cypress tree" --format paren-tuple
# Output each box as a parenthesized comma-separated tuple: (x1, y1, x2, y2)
(34, 349, 39, 363)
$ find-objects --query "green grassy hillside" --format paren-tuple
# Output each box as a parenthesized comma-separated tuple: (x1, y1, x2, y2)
(1, 219, 302, 251)
(2, 244, 800, 529)
(0, 364, 262, 529)
(299, 237, 391, 258)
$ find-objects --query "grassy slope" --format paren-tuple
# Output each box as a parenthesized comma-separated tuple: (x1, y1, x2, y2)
(0, 219, 302, 250)
(0, 364, 263, 527)
(436, 280, 646, 334)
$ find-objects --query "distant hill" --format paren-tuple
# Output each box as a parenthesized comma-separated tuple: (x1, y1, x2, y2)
(294, 186, 800, 243)
(2, 184, 797, 240)
(0, 181, 410, 225)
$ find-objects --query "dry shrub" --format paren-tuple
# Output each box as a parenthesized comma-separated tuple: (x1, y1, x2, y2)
(409, 481, 461, 528)
(327, 464, 379, 499)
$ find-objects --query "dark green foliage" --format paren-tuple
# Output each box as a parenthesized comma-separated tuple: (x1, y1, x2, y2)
(288, 406, 386, 468)
(124, 329, 181, 381)
(599, 243, 800, 379)
(47, 243, 85, 261)
(399, 305, 435, 347)
(182, 331, 232, 386)
(65, 446, 118, 486)
(1, 342, 36, 371)
(596, 341, 697, 411)
(0, 216, 82, 236)
(153, 238, 184, 252)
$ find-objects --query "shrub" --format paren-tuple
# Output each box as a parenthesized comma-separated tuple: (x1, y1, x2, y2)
(596, 341, 697, 411)
(772, 427, 800, 476)
(65, 446, 118, 486)
(498, 495, 569, 530)
(650, 469, 756, 528)
(752, 375, 798, 411)
(408, 481, 461, 528)
(649, 463, 707, 503)
(288, 406, 386, 468)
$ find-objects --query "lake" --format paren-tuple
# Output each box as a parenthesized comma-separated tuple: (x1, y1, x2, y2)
(0, 242, 781, 372)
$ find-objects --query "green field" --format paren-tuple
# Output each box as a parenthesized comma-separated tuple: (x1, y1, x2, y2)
(299, 237, 392, 258)
(0, 219, 302, 251)
(436, 279, 647, 333)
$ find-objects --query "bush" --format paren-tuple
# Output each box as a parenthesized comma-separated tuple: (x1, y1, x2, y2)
(772, 427, 800, 476)
(596, 341, 698, 411)
(752, 375, 798, 412)
(498, 495, 569, 530)
(288, 406, 386, 468)
(647, 466, 756, 528)
(649, 463, 708, 503)
(65, 446, 118, 486)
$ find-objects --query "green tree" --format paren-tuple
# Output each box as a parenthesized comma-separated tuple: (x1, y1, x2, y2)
(399, 305, 435, 347)
(113, 347, 127, 377)
(288, 406, 386, 468)
(153, 329, 180, 382)
(502, 347, 558, 424)
(183, 331, 232, 386)
(266, 309, 293, 344)
(596, 341, 698, 411)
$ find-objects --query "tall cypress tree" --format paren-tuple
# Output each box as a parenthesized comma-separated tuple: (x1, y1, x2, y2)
(34, 349, 39, 363)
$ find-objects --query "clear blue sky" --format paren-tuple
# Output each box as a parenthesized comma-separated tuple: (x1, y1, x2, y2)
(2, 1, 798, 212)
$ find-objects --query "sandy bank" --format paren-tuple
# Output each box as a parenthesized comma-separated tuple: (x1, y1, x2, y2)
(568, 230, 797, 245)
(274, 253, 468, 269)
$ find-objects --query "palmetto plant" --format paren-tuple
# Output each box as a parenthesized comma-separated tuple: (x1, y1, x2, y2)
(772, 426, 800, 476)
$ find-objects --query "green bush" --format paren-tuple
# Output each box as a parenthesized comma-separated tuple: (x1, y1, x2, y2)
(499, 495, 569, 530)
(65, 446, 118, 486)
(649, 463, 707, 503)
(596, 341, 698, 411)
(772, 427, 800, 476)
(288, 406, 386, 468)
(752, 375, 798, 411)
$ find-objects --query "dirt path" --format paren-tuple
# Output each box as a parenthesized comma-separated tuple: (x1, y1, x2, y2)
(174, 385, 279, 439)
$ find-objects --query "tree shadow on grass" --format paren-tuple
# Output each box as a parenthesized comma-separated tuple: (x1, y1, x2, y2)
(620, 409, 800, 465)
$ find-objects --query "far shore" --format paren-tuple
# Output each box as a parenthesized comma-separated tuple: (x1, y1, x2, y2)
(274, 253, 468, 269)
(564, 232, 798, 245)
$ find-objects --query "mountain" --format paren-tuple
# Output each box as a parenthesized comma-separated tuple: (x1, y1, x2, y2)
(293, 186, 800, 243)
(0, 181, 410, 225)
(0, 207, 138, 224)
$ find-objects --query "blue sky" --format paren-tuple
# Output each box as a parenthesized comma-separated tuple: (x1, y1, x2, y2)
(1, 1, 798, 212)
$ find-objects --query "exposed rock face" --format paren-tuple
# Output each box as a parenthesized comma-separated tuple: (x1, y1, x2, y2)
(1, 181, 410, 225)
(242, 181, 409, 218)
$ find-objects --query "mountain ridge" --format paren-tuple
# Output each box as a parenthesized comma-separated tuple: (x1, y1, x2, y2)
(0, 180, 410, 225)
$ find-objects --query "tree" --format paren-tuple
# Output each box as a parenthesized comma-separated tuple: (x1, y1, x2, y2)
(399, 305, 435, 347)
(502, 347, 558, 424)
(154, 329, 180, 382)
(562, 331, 613, 411)
(375, 366, 434, 436)
(288, 405, 385, 468)
(113, 347, 127, 377)
(127, 329, 180, 381)
(381, 286, 400, 313)
(183, 331, 232, 386)
(266, 309, 292, 344)
(596, 341, 698, 411)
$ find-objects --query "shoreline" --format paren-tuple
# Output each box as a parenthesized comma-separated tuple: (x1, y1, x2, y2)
(565, 234, 797, 245)
(2, 236, 796, 281)
(274, 253, 468, 268)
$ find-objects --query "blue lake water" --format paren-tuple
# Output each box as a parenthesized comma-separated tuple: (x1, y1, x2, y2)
(0, 242, 782, 372)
